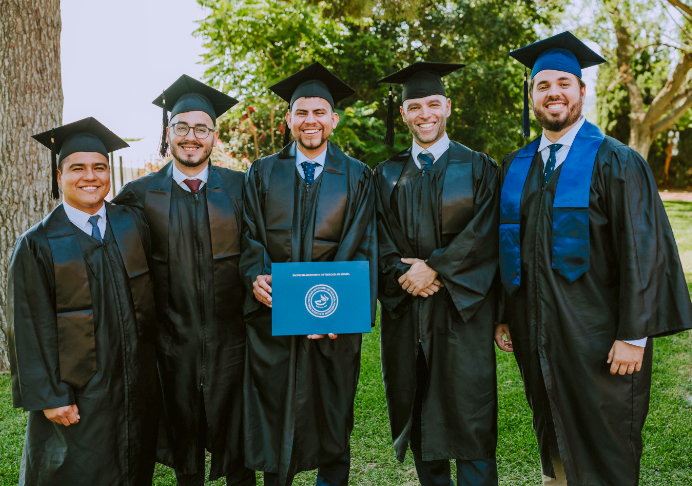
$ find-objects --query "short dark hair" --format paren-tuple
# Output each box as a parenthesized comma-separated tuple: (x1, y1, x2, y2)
(529, 75, 586, 95)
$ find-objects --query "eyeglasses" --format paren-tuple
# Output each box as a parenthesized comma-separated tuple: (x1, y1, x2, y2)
(169, 123, 215, 139)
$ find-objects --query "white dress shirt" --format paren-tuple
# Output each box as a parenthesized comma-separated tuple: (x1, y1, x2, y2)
(411, 132, 451, 168)
(538, 117, 647, 348)
(296, 146, 327, 180)
(172, 163, 209, 192)
(63, 201, 107, 239)
(537, 116, 586, 168)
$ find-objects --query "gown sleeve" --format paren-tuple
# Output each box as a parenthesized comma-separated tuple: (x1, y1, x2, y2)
(332, 166, 378, 325)
(112, 180, 145, 210)
(374, 166, 412, 317)
(426, 154, 501, 323)
(606, 146, 692, 340)
(7, 234, 75, 411)
(239, 163, 273, 315)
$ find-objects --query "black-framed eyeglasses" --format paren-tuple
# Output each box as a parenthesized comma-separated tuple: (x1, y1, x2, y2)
(169, 122, 215, 139)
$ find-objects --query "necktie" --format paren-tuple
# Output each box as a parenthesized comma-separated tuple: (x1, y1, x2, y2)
(301, 161, 319, 184)
(543, 144, 563, 185)
(183, 178, 203, 194)
(88, 215, 102, 243)
(417, 151, 434, 172)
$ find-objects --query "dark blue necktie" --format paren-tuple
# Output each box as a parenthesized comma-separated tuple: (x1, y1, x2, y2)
(88, 215, 102, 243)
(417, 151, 434, 172)
(301, 161, 319, 184)
(543, 143, 563, 185)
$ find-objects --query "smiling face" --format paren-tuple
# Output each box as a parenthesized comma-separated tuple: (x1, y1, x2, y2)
(401, 94, 451, 148)
(287, 97, 339, 155)
(168, 111, 218, 168)
(531, 70, 585, 133)
(57, 152, 111, 214)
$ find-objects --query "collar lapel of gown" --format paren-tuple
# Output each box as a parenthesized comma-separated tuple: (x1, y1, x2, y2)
(144, 160, 173, 312)
(265, 142, 297, 262)
(43, 204, 96, 389)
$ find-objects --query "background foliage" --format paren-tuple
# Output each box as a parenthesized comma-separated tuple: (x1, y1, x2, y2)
(196, 0, 562, 166)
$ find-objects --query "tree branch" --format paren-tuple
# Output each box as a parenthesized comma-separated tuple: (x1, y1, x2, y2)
(666, 0, 692, 19)
(653, 92, 692, 136)
(644, 52, 692, 125)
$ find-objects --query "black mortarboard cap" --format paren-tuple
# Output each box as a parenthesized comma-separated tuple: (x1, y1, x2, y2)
(32, 117, 129, 200)
(269, 62, 355, 147)
(153, 74, 239, 157)
(377, 62, 464, 146)
(509, 31, 606, 137)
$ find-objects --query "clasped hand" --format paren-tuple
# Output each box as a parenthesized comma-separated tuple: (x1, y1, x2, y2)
(398, 258, 443, 297)
(253, 274, 338, 341)
(44, 404, 80, 426)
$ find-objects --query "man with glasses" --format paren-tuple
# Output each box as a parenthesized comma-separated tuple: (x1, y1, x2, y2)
(114, 75, 256, 486)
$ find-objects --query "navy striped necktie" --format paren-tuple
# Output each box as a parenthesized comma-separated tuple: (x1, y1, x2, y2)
(417, 151, 434, 172)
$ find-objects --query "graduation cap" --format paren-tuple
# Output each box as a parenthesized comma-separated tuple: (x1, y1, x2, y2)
(508, 31, 606, 138)
(377, 62, 465, 146)
(269, 62, 355, 146)
(32, 117, 129, 200)
(153, 74, 239, 157)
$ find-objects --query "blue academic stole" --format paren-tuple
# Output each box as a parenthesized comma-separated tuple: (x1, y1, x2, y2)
(499, 120, 605, 295)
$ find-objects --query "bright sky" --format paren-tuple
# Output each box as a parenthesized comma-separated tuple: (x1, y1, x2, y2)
(61, 0, 209, 164)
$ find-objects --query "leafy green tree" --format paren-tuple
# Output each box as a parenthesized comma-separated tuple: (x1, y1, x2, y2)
(196, 0, 562, 165)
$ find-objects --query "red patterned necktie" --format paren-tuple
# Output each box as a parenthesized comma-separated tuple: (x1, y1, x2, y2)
(183, 178, 203, 194)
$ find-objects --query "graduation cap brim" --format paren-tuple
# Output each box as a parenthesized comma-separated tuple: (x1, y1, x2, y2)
(32, 117, 129, 155)
(269, 62, 355, 106)
(377, 61, 466, 86)
(509, 31, 605, 76)
(152, 74, 239, 120)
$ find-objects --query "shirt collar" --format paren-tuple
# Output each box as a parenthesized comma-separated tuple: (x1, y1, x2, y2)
(538, 116, 586, 153)
(63, 200, 107, 229)
(295, 145, 328, 168)
(411, 132, 450, 163)
(172, 162, 209, 185)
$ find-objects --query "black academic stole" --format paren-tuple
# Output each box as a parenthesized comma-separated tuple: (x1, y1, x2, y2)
(264, 141, 349, 263)
(43, 203, 154, 389)
(143, 161, 240, 320)
(377, 141, 475, 253)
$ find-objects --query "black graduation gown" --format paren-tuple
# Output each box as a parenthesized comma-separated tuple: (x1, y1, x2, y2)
(113, 161, 247, 480)
(374, 141, 499, 463)
(239, 141, 377, 482)
(7, 203, 159, 486)
(499, 136, 692, 486)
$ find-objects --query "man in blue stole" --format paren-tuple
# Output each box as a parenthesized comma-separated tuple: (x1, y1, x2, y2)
(375, 62, 500, 486)
(495, 32, 692, 485)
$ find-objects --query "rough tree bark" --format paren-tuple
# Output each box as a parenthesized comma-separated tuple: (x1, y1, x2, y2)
(608, 1, 692, 159)
(0, 0, 62, 370)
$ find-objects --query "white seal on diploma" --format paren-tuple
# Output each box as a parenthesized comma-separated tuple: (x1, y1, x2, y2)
(305, 284, 339, 318)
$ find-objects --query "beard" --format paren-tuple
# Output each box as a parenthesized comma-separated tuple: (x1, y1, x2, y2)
(407, 115, 447, 146)
(295, 126, 329, 152)
(533, 94, 583, 132)
(170, 141, 213, 168)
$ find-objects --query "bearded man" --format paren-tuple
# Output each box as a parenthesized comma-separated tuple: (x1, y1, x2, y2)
(374, 62, 500, 486)
(240, 62, 377, 486)
(113, 76, 255, 486)
(495, 32, 692, 486)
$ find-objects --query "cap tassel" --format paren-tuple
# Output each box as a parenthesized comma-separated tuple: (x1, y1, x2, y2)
(159, 91, 169, 158)
(523, 68, 530, 138)
(50, 130, 59, 200)
(282, 103, 291, 147)
(384, 85, 395, 147)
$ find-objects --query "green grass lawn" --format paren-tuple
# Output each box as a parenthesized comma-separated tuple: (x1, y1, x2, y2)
(2, 201, 691, 485)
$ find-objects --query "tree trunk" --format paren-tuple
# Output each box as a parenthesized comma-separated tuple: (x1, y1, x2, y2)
(629, 119, 654, 160)
(0, 0, 62, 370)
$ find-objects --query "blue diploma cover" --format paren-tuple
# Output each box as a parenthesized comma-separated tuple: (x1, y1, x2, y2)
(271, 261, 371, 336)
